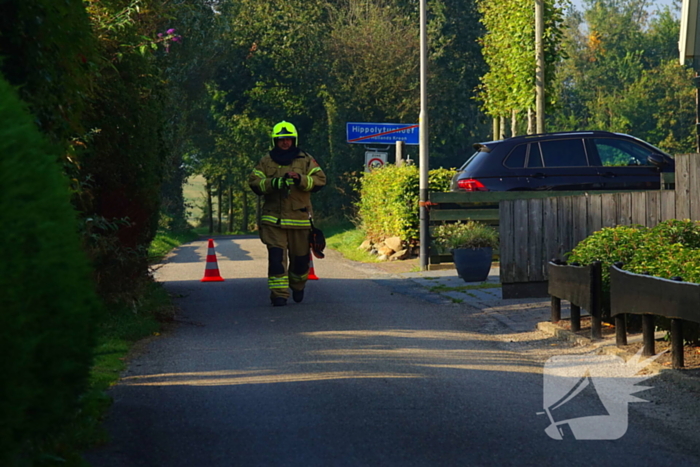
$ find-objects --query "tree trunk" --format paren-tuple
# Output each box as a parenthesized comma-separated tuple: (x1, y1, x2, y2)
(528, 108, 534, 135)
(228, 183, 234, 233)
(217, 177, 223, 234)
(492, 117, 499, 140)
(242, 187, 249, 233)
(499, 116, 506, 140)
(206, 179, 214, 235)
(511, 109, 517, 137)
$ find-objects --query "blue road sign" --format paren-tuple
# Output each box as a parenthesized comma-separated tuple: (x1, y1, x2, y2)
(346, 122, 419, 145)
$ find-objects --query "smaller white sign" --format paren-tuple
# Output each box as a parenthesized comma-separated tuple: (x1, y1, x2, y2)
(365, 151, 388, 172)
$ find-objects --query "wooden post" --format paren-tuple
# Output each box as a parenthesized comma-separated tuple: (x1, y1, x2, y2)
(396, 141, 405, 166)
(571, 304, 581, 332)
(590, 262, 602, 339)
(615, 315, 627, 346)
(551, 296, 561, 322)
(672, 319, 684, 369)
(642, 314, 655, 357)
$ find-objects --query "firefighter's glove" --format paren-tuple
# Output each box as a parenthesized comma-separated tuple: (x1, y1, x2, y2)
(309, 227, 326, 259)
(270, 177, 286, 190)
(286, 171, 302, 186)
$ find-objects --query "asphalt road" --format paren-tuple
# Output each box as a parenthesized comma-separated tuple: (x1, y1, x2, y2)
(85, 236, 700, 466)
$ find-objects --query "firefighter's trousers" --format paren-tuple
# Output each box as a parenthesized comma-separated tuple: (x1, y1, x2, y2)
(259, 224, 311, 300)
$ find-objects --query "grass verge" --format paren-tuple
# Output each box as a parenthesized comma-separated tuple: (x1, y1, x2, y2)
(35, 231, 194, 465)
(148, 228, 200, 263)
(326, 227, 378, 263)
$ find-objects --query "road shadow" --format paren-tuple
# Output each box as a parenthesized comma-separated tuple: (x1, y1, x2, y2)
(162, 235, 257, 264)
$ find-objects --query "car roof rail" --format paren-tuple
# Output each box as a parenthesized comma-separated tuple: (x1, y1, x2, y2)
(507, 130, 618, 140)
(474, 130, 623, 149)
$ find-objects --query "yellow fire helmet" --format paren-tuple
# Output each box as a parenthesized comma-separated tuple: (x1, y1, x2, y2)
(271, 121, 298, 146)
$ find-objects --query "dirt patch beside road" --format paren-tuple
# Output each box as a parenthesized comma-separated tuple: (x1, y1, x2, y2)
(553, 316, 700, 375)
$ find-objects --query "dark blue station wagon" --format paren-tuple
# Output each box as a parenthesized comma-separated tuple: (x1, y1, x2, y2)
(450, 131, 675, 192)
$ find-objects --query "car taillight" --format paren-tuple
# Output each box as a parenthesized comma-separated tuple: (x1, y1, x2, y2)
(457, 178, 488, 191)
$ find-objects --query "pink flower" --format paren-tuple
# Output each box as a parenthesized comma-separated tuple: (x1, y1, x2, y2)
(166, 28, 176, 34)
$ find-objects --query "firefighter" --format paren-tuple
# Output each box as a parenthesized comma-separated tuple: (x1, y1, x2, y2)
(248, 121, 326, 306)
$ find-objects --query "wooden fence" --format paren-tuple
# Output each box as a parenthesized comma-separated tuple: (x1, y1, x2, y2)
(427, 190, 605, 265)
(428, 154, 700, 298)
(499, 154, 700, 298)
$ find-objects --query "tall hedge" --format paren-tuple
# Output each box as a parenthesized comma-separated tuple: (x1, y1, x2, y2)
(0, 77, 100, 464)
(357, 165, 455, 243)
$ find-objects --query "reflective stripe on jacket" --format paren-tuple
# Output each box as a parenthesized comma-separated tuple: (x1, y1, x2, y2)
(248, 151, 326, 229)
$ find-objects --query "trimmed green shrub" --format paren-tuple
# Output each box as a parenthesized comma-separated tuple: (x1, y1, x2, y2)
(567, 224, 649, 293)
(0, 76, 100, 464)
(568, 220, 700, 340)
(357, 165, 456, 243)
(569, 220, 700, 285)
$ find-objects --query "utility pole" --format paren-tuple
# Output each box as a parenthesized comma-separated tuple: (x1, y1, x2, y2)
(535, 0, 545, 134)
(419, 0, 430, 271)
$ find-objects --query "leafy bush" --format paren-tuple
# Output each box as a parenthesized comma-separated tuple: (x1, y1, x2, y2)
(433, 221, 499, 251)
(357, 164, 456, 243)
(0, 76, 100, 464)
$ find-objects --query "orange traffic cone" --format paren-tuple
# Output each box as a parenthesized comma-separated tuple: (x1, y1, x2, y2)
(308, 253, 319, 280)
(201, 239, 224, 282)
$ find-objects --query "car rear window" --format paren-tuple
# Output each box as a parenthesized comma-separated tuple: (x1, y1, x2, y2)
(540, 139, 588, 167)
(458, 150, 487, 170)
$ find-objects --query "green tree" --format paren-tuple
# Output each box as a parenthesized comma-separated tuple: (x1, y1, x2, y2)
(476, 0, 566, 136)
(550, 1, 694, 153)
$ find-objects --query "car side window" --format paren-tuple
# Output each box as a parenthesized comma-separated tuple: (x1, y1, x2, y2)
(504, 144, 527, 168)
(527, 143, 543, 168)
(540, 139, 588, 167)
(593, 138, 653, 166)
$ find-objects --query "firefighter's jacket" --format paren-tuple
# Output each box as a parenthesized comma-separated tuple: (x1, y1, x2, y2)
(249, 151, 326, 229)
